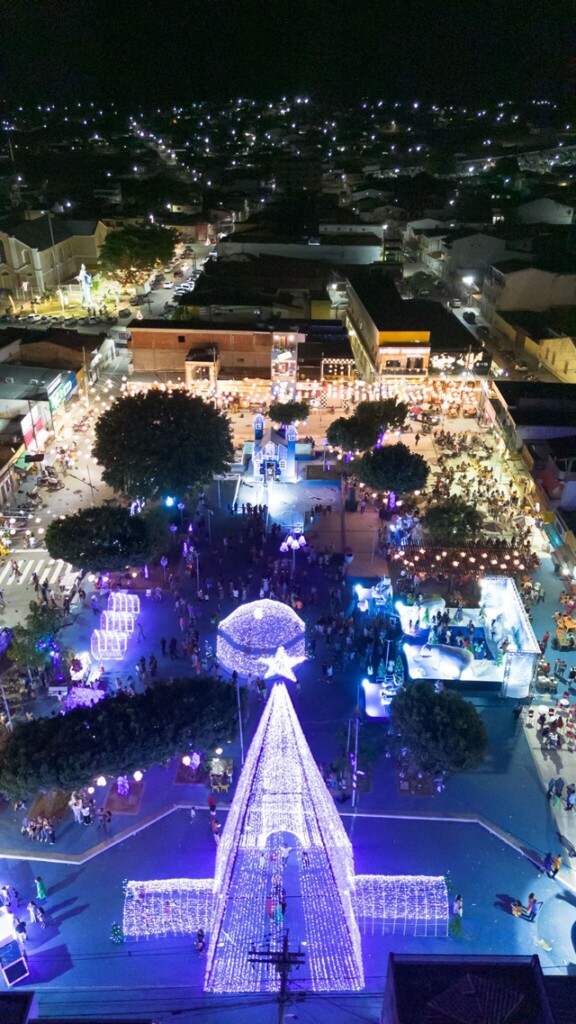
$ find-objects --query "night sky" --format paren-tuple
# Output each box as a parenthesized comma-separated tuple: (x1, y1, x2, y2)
(1, 0, 573, 107)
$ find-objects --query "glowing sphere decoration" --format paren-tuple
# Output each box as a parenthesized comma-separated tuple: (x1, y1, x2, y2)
(216, 599, 306, 679)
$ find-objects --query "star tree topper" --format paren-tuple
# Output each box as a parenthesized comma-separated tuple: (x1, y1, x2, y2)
(261, 645, 306, 682)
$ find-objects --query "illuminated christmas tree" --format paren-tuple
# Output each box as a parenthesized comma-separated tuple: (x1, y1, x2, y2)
(205, 682, 365, 993)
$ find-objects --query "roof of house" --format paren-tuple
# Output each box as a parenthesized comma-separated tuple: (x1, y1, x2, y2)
(497, 310, 567, 341)
(9, 215, 100, 250)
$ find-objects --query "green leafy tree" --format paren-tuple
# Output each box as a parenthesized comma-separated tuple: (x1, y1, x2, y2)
(326, 415, 377, 452)
(268, 400, 310, 428)
(44, 506, 168, 572)
(423, 500, 483, 543)
(98, 225, 177, 287)
(0, 678, 243, 800)
(92, 389, 234, 499)
(391, 682, 488, 776)
(326, 400, 408, 453)
(354, 443, 429, 493)
(355, 399, 409, 433)
(8, 603, 66, 677)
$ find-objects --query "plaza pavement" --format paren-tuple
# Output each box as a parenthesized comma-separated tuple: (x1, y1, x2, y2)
(1, 417, 576, 1008)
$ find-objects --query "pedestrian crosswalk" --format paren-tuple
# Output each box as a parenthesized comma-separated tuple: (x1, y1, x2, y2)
(0, 556, 71, 588)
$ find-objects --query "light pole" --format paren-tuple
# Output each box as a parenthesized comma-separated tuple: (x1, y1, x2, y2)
(177, 501, 185, 526)
(206, 509, 213, 546)
(280, 531, 307, 579)
(236, 675, 245, 766)
(462, 275, 475, 307)
(160, 556, 168, 582)
(382, 223, 388, 262)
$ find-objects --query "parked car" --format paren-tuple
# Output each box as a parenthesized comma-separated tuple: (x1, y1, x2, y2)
(119, 308, 131, 318)
(476, 325, 490, 337)
(162, 281, 173, 289)
(449, 298, 462, 308)
(27, 314, 42, 322)
(463, 310, 476, 324)
(514, 361, 529, 371)
(88, 316, 101, 325)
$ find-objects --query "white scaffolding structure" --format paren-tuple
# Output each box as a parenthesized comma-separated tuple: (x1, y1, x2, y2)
(123, 879, 215, 939)
(354, 875, 449, 937)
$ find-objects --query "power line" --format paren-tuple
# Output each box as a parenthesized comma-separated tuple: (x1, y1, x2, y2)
(248, 929, 306, 1024)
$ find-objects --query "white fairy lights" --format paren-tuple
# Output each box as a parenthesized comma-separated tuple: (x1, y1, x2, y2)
(216, 599, 306, 679)
(123, 878, 214, 939)
(121, 686, 448, 994)
(354, 875, 449, 937)
(205, 683, 364, 993)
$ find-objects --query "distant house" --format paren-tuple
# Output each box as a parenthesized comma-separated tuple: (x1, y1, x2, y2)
(482, 262, 576, 317)
(516, 197, 573, 225)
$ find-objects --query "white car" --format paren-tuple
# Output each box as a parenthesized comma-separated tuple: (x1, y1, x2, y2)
(162, 281, 173, 289)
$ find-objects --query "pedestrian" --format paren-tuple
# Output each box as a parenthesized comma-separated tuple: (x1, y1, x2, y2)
(136, 621, 145, 642)
(169, 637, 178, 660)
(551, 853, 563, 877)
(34, 876, 47, 901)
(208, 794, 216, 813)
(511, 899, 523, 918)
(81, 803, 91, 826)
(452, 894, 463, 917)
(525, 893, 540, 921)
(161, 637, 167, 657)
(211, 819, 221, 835)
(415, 432, 420, 446)
(543, 852, 553, 877)
(103, 809, 112, 834)
(27, 900, 39, 924)
(14, 919, 26, 944)
(541, 631, 550, 653)
(36, 905, 46, 929)
(266, 894, 274, 924)
(0, 886, 11, 908)
(280, 843, 291, 867)
(96, 807, 105, 830)
(195, 928, 206, 956)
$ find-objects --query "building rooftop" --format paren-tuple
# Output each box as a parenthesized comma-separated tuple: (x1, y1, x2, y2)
(347, 273, 482, 352)
(498, 310, 566, 341)
(7, 214, 100, 250)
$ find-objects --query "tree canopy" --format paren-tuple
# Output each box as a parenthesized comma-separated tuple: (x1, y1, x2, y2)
(391, 682, 488, 776)
(268, 400, 310, 426)
(423, 500, 483, 543)
(0, 679, 241, 800)
(326, 415, 377, 453)
(327, 399, 409, 452)
(45, 506, 169, 572)
(354, 443, 429, 493)
(98, 225, 177, 287)
(9, 603, 66, 675)
(92, 389, 234, 499)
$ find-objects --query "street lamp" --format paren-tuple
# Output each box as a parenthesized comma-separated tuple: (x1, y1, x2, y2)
(160, 556, 168, 582)
(462, 275, 475, 306)
(382, 223, 388, 262)
(177, 501, 185, 526)
(279, 531, 307, 579)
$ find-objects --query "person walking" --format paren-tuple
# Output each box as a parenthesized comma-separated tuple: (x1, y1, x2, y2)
(0, 886, 11, 909)
(34, 876, 47, 902)
(69, 796, 83, 824)
(81, 803, 91, 827)
(541, 631, 550, 653)
(27, 900, 39, 924)
(452, 894, 463, 917)
(414, 432, 420, 447)
(136, 621, 145, 642)
(551, 853, 563, 877)
(14, 919, 27, 945)
(525, 893, 540, 922)
(103, 809, 112, 834)
(160, 637, 167, 657)
(35, 905, 46, 929)
(543, 852, 553, 877)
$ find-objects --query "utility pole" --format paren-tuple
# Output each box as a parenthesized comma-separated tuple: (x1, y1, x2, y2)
(248, 930, 305, 1024)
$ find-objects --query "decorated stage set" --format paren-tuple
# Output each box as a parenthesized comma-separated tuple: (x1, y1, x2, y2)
(123, 683, 449, 994)
(396, 577, 540, 699)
